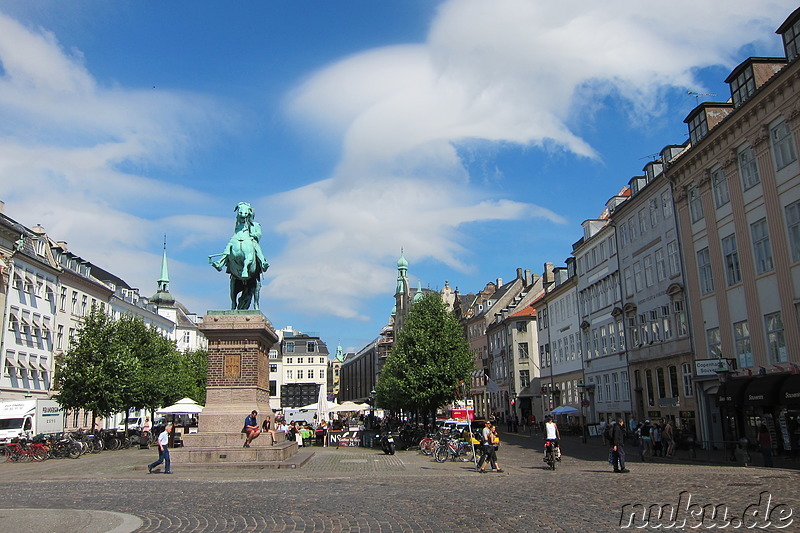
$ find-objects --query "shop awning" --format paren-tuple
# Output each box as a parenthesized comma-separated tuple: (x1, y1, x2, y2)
(743, 374, 789, 406)
(779, 374, 800, 406)
(717, 378, 752, 407)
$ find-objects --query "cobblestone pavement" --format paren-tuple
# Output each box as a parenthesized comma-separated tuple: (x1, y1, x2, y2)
(3, 432, 800, 532)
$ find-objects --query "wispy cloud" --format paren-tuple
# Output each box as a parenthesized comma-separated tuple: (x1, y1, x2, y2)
(0, 1, 793, 324)
(271, 0, 791, 318)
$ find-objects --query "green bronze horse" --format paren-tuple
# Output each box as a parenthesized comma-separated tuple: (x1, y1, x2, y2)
(210, 202, 269, 310)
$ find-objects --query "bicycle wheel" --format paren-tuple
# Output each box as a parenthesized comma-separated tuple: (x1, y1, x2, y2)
(433, 445, 449, 463)
(419, 438, 433, 455)
(3, 445, 17, 462)
(106, 437, 120, 451)
(68, 442, 82, 459)
(32, 446, 48, 462)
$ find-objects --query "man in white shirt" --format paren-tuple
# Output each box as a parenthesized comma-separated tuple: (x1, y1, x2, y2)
(147, 423, 173, 474)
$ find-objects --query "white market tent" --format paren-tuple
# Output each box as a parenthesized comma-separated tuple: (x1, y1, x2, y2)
(329, 401, 369, 413)
(157, 397, 204, 415)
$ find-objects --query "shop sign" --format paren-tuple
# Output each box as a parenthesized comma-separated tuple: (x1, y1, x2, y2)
(679, 411, 695, 419)
(695, 358, 734, 377)
(647, 410, 662, 418)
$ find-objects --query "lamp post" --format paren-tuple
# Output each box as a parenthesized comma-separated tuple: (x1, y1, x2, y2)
(369, 389, 376, 430)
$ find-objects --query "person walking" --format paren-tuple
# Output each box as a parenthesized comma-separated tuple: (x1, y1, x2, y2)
(147, 423, 173, 474)
(758, 423, 774, 468)
(663, 419, 675, 458)
(610, 418, 629, 473)
(476, 421, 503, 473)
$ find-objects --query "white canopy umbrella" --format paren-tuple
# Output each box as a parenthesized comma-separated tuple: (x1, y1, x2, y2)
(330, 401, 369, 413)
(297, 400, 338, 412)
(317, 384, 330, 422)
(157, 397, 204, 415)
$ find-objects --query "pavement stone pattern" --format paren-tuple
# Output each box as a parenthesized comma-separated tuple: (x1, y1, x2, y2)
(2, 431, 799, 532)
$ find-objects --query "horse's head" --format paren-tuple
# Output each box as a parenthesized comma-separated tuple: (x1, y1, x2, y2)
(235, 202, 254, 224)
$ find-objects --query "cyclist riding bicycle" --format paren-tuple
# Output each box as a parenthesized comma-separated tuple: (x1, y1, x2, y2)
(544, 415, 561, 461)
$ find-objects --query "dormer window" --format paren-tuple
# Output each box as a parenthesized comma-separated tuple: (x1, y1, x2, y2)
(688, 111, 708, 145)
(778, 9, 800, 60)
(729, 66, 755, 108)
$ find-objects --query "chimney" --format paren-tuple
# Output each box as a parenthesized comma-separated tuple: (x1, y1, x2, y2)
(543, 262, 555, 284)
(524, 269, 532, 286)
(516, 268, 523, 280)
(56, 241, 68, 251)
(496, 277, 503, 287)
(32, 224, 45, 235)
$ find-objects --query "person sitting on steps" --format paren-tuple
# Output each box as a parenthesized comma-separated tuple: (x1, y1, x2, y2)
(243, 410, 261, 448)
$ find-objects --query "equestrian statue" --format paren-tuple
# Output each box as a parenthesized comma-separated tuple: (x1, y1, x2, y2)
(209, 202, 270, 310)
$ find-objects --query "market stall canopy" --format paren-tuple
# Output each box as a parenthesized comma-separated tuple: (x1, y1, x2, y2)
(157, 397, 204, 415)
(298, 400, 339, 411)
(550, 405, 579, 415)
(329, 401, 369, 413)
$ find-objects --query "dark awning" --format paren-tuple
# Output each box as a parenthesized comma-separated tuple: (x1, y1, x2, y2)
(743, 374, 789, 406)
(517, 384, 538, 398)
(717, 378, 752, 407)
(779, 374, 800, 405)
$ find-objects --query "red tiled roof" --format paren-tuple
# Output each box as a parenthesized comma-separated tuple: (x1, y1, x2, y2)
(509, 304, 536, 318)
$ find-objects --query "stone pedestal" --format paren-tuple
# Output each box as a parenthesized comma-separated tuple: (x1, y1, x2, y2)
(172, 310, 301, 467)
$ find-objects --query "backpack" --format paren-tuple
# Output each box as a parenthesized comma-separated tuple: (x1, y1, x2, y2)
(604, 424, 614, 443)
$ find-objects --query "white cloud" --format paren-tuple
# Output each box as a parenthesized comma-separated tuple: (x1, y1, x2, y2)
(0, 2, 795, 325)
(274, 0, 793, 319)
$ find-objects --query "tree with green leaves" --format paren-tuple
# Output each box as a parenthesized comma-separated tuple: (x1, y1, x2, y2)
(53, 305, 136, 428)
(375, 292, 474, 419)
(54, 306, 208, 427)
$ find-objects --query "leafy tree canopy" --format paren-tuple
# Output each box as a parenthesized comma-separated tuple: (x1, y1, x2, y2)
(375, 292, 473, 417)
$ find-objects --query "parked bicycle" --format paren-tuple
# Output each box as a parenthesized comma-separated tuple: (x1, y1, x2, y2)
(433, 436, 474, 463)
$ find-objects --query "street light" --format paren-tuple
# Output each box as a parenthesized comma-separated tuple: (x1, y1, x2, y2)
(578, 381, 587, 444)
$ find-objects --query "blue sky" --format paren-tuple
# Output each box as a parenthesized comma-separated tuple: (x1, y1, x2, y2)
(0, 1, 795, 353)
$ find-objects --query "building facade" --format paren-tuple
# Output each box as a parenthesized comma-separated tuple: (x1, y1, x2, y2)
(667, 7, 800, 450)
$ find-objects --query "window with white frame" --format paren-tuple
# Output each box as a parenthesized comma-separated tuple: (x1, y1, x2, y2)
(297, 369, 304, 380)
(697, 248, 714, 294)
(518, 342, 529, 360)
(667, 241, 680, 277)
(662, 190, 673, 219)
(633, 262, 643, 292)
(668, 365, 680, 399)
(645, 369, 655, 407)
(612, 373, 620, 401)
(711, 168, 730, 208)
(308, 369, 314, 379)
(297, 357, 303, 364)
(285, 341, 294, 353)
(649, 198, 660, 227)
(623, 267, 633, 297)
(604, 374, 611, 402)
(307, 341, 316, 352)
(644, 255, 654, 287)
(689, 186, 704, 223)
(639, 313, 649, 345)
(771, 120, 797, 170)
(765, 312, 787, 363)
(655, 249, 667, 281)
(734, 320, 753, 369)
(649, 309, 660, 343)
(661, 305, 673, 340)
(628, 216, 638, 242)
(750, 218, 774, 274)
(620, 222, 628, 248)
(738, 145, 760, 190)
(784, 16, 800, 60)
(706, 327, 721, 358)
(730, 65, 756, 108)
(600, 326, 607, 355)
(638, 209, 649, 237)
(608, 322, 616, 352)
(627, 314, 639, 346)
(682, 363, 694, 398)
(286, 369, 293, 379)
(786, 200, 800, 262)
(722, 234, 742, 285)
(617, 319, 625, 351)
